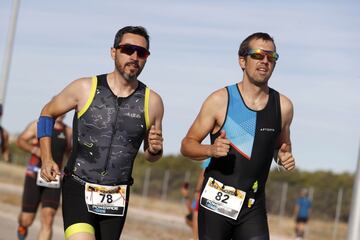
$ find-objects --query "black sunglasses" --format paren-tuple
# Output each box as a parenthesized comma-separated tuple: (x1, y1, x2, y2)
(114, 44, 150, 59)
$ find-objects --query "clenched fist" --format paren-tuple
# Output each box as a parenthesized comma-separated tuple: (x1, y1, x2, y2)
(210, 131, 230, 158)
(278, 143, 295, 171)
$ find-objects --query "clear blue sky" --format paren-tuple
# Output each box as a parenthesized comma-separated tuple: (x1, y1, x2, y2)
(1, 0, 359, 173)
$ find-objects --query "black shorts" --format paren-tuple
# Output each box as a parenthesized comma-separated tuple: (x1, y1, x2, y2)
(296, 217, 309, 223)
(21, 175, 61, 213)
(198, 204, 269, 240)
(62, 175, 130, 240)
(186, 212, 193, 221)
(197, 177, 269, 240)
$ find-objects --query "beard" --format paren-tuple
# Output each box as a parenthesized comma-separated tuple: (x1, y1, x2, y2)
(115, 60, 144, 82)
(252, 75, 271, 87)
(245, 67, 274, 87)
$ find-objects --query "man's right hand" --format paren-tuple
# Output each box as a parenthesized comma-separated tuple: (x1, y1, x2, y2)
(40, 159, 60, 182)
(210, 131, 230, 158)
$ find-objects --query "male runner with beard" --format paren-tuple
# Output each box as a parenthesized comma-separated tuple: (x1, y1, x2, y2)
(37, 26, 164, 240)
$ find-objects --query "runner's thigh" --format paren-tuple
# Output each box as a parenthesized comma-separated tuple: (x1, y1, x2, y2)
(62, 176, 96, 234)
(232, 209, 269, 240)
(198, 204, 233, 240)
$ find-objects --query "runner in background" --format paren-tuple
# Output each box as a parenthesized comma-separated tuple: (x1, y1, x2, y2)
(192, 158, 210, 240)
(181, 181, 194, 229)
(294, 188, 312, 240)
(16, 115, 72, 240)
(181, 158, 211, 240)
(0, 104, 10, 163)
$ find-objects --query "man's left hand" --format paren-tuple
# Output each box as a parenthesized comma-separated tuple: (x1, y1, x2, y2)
(278, 143, 295, 171)
(147, 125, 163, 155)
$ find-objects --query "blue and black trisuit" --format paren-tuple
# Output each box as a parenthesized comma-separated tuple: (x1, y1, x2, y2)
(198, 84, 281, 240)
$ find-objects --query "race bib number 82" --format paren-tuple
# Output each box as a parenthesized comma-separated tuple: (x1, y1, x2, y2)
(200, 177, 246, 220)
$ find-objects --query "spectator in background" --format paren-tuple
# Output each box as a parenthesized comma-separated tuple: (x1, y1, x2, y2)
(0, 104, 10, 163)
(294, 188, 312, 240)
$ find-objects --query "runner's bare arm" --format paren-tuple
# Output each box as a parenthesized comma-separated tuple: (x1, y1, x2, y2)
(64, 126, 73, 159)
(65, 126, 73, 152)
(293, 203, 299, 217)
(16, 121, 40, 157)
(275, 94, 295, 171)
(39, 77, 92, 181)
(181, 89, 230, 160)
(144, 90, 164, 162)
(1, 128, 10, 162)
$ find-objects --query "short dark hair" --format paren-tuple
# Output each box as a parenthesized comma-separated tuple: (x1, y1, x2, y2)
(113, 26, 150, 49)
(238, 32, 276, 57)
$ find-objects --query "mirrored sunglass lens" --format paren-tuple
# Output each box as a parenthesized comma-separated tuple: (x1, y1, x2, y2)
(268, 52, 278, 62)
(250, 53, 265, 60)
(267, 56, 276, 62)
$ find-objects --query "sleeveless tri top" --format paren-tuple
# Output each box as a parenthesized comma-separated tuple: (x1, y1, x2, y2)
(66, 74, 150, 185)
(206, 84, 281, 196)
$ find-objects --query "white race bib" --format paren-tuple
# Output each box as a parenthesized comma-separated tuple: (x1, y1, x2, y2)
(200, 177, 246, 220)
(36, 171, 60, 189)
(85, 183, 127, 216)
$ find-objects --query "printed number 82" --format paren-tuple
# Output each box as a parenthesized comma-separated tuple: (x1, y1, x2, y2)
(215, 192, 229, 203)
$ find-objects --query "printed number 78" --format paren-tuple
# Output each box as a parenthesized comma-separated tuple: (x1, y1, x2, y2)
(100, 193, 113, 203)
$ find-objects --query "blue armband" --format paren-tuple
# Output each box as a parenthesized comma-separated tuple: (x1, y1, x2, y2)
(37, 116, 55, 139)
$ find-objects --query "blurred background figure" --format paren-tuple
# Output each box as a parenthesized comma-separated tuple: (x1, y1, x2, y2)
(181, 182, 194, 229)
(181, 158, 210, 240)
(294, 188, 312, 240)
(191, 158, 210, 240)
(16, 114, 72, 240)
(0, 104, 10, 163)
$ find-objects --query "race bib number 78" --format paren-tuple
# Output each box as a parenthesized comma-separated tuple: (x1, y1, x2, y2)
(85, 183, 127, 216)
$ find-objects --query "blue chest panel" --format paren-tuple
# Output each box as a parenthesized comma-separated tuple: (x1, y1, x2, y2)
(223, 84, 256, 159)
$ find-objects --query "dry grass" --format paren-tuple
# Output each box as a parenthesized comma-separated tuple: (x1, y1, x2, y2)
(0, 161, 25, 185)
(0, 193, 21, 206)
(129, 194, 187, 216)
(123, 217, 191, 240)
(269, 213, 348, 240)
